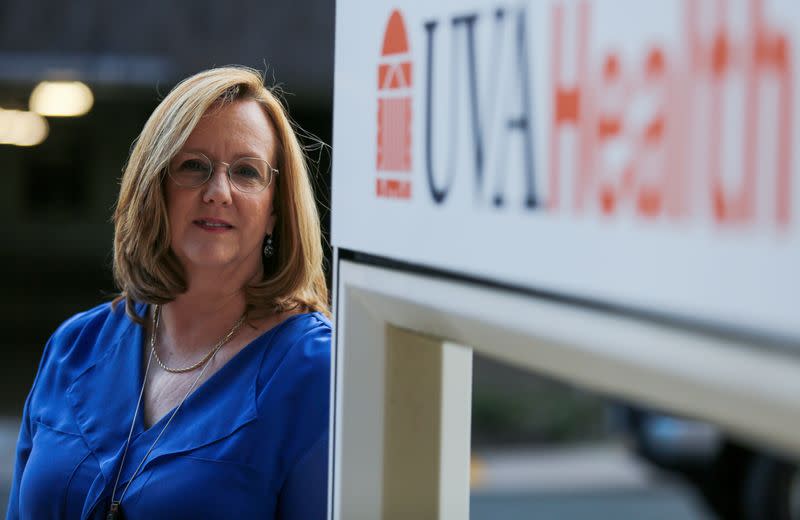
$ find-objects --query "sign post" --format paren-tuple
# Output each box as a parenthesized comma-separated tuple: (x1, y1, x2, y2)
(331, 0, 800, 518)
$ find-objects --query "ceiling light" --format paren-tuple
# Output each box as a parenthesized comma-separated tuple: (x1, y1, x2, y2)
(0, 109, 49, 146)
(29, 80, 94, 117)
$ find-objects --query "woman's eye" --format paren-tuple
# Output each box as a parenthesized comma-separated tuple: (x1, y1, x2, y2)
(181, 159, 209, 171)
(233, 166, 260, 179)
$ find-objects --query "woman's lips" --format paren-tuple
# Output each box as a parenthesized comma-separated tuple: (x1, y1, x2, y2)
(193, 219, 234, 232)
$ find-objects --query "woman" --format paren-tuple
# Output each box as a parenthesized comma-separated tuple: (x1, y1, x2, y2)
(6, 67, 331, 519)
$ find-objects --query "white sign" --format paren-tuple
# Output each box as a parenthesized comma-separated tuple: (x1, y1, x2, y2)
(332, 0, 800, 342)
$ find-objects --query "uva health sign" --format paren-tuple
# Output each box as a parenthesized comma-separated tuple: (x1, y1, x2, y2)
(331, 0, 800, 344)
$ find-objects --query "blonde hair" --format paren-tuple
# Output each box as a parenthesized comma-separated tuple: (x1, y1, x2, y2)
(113, 66, 329, 322)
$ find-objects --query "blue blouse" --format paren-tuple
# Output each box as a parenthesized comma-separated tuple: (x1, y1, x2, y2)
(6, 302, 331, 519)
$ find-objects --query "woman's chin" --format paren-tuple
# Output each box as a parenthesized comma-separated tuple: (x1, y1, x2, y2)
(178, 248, 263, 277)
(180, 250, 239, 271)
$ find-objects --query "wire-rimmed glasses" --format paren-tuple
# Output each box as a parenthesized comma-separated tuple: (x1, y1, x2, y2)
(168, 152, 278, 193)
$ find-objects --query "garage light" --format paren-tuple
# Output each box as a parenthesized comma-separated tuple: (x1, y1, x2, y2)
(29, 80, 94, 117)
(0, 109, 49, 146)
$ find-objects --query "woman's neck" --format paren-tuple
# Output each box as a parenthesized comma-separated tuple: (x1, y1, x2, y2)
(156, 275, 252, 357)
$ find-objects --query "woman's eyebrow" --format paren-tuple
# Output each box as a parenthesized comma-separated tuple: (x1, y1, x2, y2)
(178, 148, 268, 160)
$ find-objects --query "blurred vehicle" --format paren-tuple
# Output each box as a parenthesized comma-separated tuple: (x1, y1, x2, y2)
(612, 404, 800, 520)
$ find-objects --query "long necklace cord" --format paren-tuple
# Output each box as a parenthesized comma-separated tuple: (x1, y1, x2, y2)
(109, 314, 157, 510)
(107, 305, 237, 511)
(118, 344, 220, 504)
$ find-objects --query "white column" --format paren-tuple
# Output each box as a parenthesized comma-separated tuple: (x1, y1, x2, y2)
(331, 284, 473, 520)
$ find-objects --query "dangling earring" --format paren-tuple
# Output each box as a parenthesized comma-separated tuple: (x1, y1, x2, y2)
(263, 234, 274, 258)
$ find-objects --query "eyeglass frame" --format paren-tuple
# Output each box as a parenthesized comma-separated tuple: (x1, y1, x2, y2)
(167, 151, 279, 193)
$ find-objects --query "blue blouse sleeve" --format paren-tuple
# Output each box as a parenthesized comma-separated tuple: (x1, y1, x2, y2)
(5, 307, 93, 520)
(276, 434, 329, 519)
(5, 391, 33, 520)
(272, 314, 331, 519)
(6, 329, 58, 520)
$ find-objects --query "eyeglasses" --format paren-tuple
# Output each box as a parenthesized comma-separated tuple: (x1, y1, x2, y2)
(168, 152, 278, 193)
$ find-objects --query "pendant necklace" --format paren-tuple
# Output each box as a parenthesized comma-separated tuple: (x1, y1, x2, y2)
(105, 305, 245, 519)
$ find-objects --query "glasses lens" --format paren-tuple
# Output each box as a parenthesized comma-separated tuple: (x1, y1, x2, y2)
(229, 158, 273, 192)
(170, 154, 212, 187)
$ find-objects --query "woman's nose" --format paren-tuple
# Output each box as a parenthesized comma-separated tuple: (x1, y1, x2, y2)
(201, 166, 233, 205)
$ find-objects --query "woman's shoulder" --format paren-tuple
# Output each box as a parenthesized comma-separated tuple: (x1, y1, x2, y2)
(43, 300, 138, 368)
(52, 300, 133, 340)
(261, 311, 330, 366)
(270, 310, 331, 347)
(26, 301, 139, 416)
(253, 311, 331, 462)
(51, 300, 117, 336)
(254, 311, 331, 396)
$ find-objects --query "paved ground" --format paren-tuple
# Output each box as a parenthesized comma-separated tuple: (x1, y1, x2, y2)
(0, 417, 713, 519)
(471, 488, 711, 520)
(471, 443, 656, 492)
(470, 443, 714, 519)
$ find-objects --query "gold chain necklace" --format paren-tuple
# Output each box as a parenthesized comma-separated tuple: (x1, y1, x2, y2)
(106, 304, 246, 519)
(151, 305, 246, 373)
